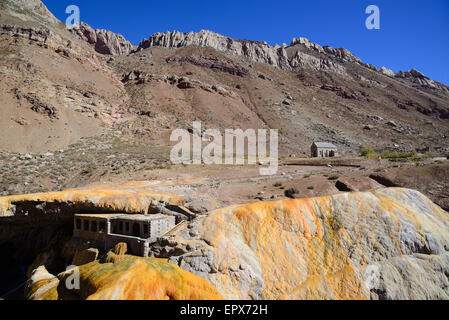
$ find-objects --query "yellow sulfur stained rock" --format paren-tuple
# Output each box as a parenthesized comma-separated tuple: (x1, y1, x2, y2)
(26, 255, 223, 300)
(166, 188, 449, 300)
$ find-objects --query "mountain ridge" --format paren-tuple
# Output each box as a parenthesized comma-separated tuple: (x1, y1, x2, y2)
(0, 0, 448, 177)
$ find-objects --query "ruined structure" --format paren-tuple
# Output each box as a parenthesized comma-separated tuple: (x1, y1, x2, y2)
(74, 213, 176, 257)
(311, 142, 338, 158)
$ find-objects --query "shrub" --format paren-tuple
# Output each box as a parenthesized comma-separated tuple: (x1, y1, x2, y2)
(285, 188, 299, 198)
(360, 146, 377, 159)
(328, 175, 339, 181)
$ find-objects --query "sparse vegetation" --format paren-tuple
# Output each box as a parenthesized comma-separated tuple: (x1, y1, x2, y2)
(329, 212, 343, 232)
(328, 175, 339, 181)
(360, 146, 378, 159)
(0, 134, 171, 196)
(361, 146, 417, 160)
(380, 151, 417, 160)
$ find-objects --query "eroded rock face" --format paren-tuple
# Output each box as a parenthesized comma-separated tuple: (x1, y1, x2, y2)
(70, 22, 136, 55)
(25, 255, 223, 300)
(137, 30, 361, 76)
(139, 30, 291, 69)
(156, 188, 449, 300)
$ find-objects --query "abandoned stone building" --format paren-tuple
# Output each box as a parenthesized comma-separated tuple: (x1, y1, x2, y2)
(73, 213, 176, 257)
(311, 142, 338, 158)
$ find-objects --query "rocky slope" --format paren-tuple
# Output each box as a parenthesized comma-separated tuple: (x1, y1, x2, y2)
(0, 0, 448, 162)
(0, 0, 129, 154)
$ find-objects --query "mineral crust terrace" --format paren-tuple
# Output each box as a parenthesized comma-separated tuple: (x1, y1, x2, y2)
(3, 182, 449, 300)
(0, 181, 185, 217)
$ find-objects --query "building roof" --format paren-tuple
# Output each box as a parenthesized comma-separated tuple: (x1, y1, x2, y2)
(112, 214, 172, 222)
(313, 142, 337, 149)
(74, 213, 172, 221)
(75, 213, 125, 219)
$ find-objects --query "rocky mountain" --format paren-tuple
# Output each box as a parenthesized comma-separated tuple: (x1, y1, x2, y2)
(0, 0, 448, 160)
(70, 22, 136, 55)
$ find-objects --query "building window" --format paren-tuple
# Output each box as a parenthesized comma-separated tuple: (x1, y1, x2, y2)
(91, 221, 97, 232)
(76, 218, 81, 230)
(144, 224, 148, 235)
(84, 220, 89, 231)
(119, 222, 123, 232)
(132, 223, 140, 237)
(125, 222, 130, 232)
(99, 222, 106, 233)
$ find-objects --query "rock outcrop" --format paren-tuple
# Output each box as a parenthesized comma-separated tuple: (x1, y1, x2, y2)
(26, 255, 223, 300)
(70, 22, 136, 55)
(136, 30, 361, 76)
(395, 69, 449, 92)
(138, 30, 291, 69)
(155, 188, 449, 300)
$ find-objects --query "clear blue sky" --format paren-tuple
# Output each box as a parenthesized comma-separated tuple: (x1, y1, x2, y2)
(42, 0, 449, 85)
